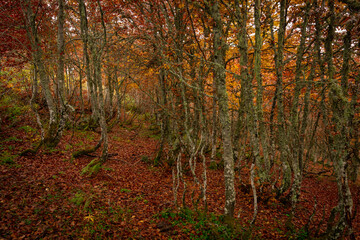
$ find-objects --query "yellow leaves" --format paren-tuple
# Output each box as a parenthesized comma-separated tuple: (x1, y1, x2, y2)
(84, 215, 94, 222)
(162, 63, 170, 70)
(31, 135, 41, 143)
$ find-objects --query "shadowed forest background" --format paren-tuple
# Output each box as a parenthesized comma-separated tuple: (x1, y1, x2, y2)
(0, 0, 359, 239)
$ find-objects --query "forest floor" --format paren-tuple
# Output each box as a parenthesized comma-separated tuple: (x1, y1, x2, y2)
(0, 111, 359, 239)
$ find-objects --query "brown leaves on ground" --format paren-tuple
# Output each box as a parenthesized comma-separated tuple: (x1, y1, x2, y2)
(0, 118, 359, 239)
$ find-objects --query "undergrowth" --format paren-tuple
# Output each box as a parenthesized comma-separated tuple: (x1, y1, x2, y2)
(0, 95, 29, 126)
(0, 151, 20, 167)
(69, 190, 133, 239)
(155, 208, 254, 240)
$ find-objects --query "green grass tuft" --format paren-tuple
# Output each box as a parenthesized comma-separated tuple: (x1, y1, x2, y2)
(0, 151, 18, 166)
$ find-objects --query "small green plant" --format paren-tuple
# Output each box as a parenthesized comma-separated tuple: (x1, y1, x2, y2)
(0, 95, 29, 125)
(18, 125, 36, 133)
(64, 144, 72, 151)
(113, 136, 122, 142)
(81, 159, 102, 176)
(85, 134, 95, 141)
(154, 208, 176, 219)
(216, 151, 222, 159)
(7, 145, 14, 151)
(70, 192, 85, 206)
(209, 160, 224, 170)
(45, 192, 63, 202)
(209, 161, 218, 170)
(24, 219, 32, 225)
(296, 228, 309, 240)
(154, 208, 247, 240)
(103, 166, 114, 172)
(0, 151, 17, 166)
(70, 191, 93, 211)
(34, 208, 42, 215)
(133, 195, 148, 203)
(2, 136, 22, 143)
(149, 134, 161, 140)
(140, 155, 150, 163)
(120, 188, 131, 193)
(44, 147, 61, 154)
(75, 141, 85, 147)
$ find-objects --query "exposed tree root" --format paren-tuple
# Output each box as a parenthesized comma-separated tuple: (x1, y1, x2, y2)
(19, 141, 43, 156)
(81, 158, 103, 177)
(72, 138, 102, 158)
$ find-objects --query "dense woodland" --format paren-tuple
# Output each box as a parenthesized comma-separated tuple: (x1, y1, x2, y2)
(0, 0, 359, 239)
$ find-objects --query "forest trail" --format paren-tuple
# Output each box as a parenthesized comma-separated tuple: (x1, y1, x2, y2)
(1, 120, 359, 239)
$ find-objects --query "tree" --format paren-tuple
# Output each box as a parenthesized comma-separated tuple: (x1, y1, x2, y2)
(21, 0, 61, 148)
(204, 0, 236, 221)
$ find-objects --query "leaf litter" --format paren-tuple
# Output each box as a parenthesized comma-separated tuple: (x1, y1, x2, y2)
(0, 118, 359, 239)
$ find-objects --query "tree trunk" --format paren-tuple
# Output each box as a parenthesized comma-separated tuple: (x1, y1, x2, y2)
(289, 1, 310, 213)
(209, 0, 235, 221)
(23, 0, 58, 148)
(325, 1, 353, 237)
(52, 0, 66, 147)
(254, 0, 270, 178)
(79, 0, 99, 128)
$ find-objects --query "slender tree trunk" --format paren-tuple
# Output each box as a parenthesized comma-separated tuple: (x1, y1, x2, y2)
(289, 1, 310, 213)
(254, 0, 270, 179)
(325, 1, 353, 238)
(271, 0, 290, 195)
(79, 0, 99, 127)
(79, 64, 84, 113)
(209, 0, 235, 221)
(211, 80, 217, 162)
(23, 0, 58, 148)
(155, 68, 169, 165)
(52, 0, 66, 146)
(30, 65, 44, 141)
(95, 0, 108, 163)
(235, 0, 261, 223)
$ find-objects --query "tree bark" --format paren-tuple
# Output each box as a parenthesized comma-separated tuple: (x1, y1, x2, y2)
(289, 1, 310, 213)
(22, 0, 58, 148)
(209, 0, 235, 221)
(325, 1, 353, 238)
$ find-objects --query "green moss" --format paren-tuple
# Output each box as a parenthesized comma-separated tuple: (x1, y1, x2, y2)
(0, 151, 17, 166)
(120, 188, 131, 193)
(1, 136, 22, 143)
(81, 158, 103, 177)
(141, 155, 150, 163)
(103, 166, 114, 172)
(209, 160, 224, 170)
(70, 192, 85, 206)
(72, 147, 91, 158)
(113, 136, 123, 142)
(149, 134, 161, 140)
(18, 125, 36, 133)
(153, 208, 249, 239)
(64, 144, 72, 151)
